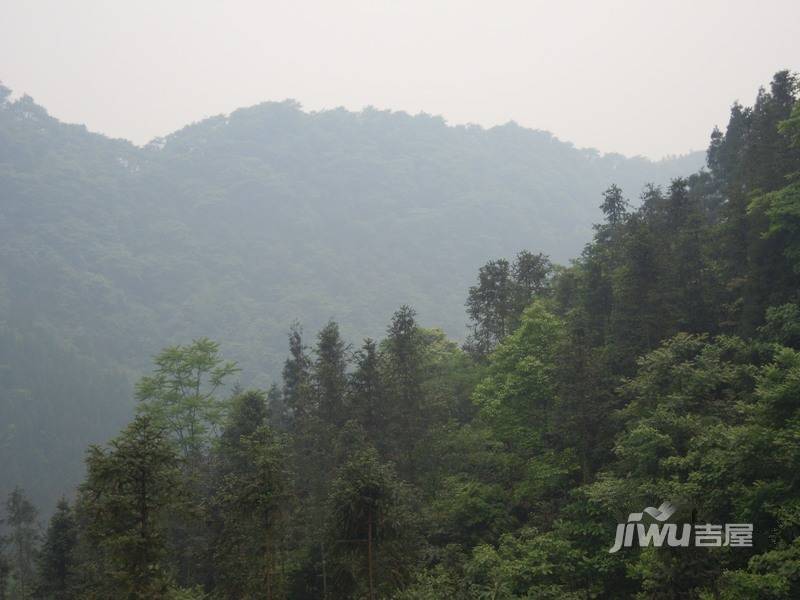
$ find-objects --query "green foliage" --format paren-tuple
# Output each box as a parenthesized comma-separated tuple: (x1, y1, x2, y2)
(759, 303, 800, 348)
(473, 301, 563, 455)
(212, 413, 291, 598)
(465, 251, 554, 357)
(751, 182, 800, 272)
(136, 338, 238, 462)
(0, 89, 701, 509)
(326, 447, 419, 599)
(36, 499, 77, 599)
(79, 415, 181, 598)
(4, 71, 800, 599)
(466, 528, 585, 599)
(2, 487, 38, 599)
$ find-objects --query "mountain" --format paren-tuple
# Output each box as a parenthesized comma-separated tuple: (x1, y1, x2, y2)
(0, 86, 705, 512)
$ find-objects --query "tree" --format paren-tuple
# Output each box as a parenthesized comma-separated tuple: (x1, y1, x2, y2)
(282, 324, 313, 423)
(36, 499, 77, 600)
(464, 528, 584, 599)
(466, 252, 554, 358)
(465, 259, 514, 356)
(553, 314, 618, 484)
(326, 447, 418, 600)
(471, 302, 576, 527)
(599, 183, 630, 227)
(3, 487, 38, 600)
(314, 321, 348, 427)
(472, 301, 563, 456)
(511, 251, 553, 314)
(218, 389, 268, 455)
(383, 306, 426, 475)
(136, 338, 239, 464)
(747, 101, 800, 277)
(133, 339, 238, 589)
(80, 415, 181, 597)
(213, 419, 291, 599)
(348, 339, 385, 445)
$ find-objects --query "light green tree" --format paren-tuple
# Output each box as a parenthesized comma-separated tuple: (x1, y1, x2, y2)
(136, 338, 238, 463)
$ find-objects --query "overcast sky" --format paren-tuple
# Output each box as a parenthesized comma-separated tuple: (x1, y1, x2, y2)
(1, 0, 798, 159)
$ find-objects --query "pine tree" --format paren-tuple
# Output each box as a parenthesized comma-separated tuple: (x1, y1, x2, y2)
(314, 321, 348, 427)
(383, 306, 426, 475)
(36, 498, 77, 600)
(80, 415, 180, 597)
(282, 323, 313, 423)
(348, 339, 385, 447)
(214, 416, 291, 599)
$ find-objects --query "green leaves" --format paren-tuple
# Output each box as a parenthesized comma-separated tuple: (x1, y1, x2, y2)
(326, 447, 419, 598)
(466, 528, 585, 599)
(473, 301, 563, 447)
(213, 416, 291, 597)
(135, 338, 238, 461)
(80, 415, 181, 597)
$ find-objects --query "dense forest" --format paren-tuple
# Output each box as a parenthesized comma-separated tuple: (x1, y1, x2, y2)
(0, 83, 702, 515)
(2, 70, 799, 598)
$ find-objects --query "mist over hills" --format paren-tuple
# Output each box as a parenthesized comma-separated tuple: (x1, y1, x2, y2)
(0, 85, 704, 511)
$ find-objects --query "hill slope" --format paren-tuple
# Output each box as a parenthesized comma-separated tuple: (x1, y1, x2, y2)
(0, 88, 704, 511)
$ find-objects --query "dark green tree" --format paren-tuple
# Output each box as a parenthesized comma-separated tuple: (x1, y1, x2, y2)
(213, 415, 292, 599)
(382, 306, 426, 475)
(326, 447, 418, 600)
(35, 499, 77, 600)
(599, 183, 630, 227)
(348, 339, 385, 446)
(282, 324, 313, 423)
(465, 259, 514, 356)
(80, 415, 181, 598)
(314, 321, 348, 427)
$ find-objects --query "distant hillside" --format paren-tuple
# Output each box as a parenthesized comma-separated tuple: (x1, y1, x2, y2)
(0, 86, 705, 511)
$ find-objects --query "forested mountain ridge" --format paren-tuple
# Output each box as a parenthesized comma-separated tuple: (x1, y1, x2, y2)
(2, 71, 796, 599)
(0, 83, 702, 514)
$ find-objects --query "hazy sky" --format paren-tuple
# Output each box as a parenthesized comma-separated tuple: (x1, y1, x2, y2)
(1, 0, 798, 159)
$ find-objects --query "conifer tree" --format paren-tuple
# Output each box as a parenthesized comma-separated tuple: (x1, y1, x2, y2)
(383, 306, 426, 474)
(36, 498, 77, 600)
(214, 417, 291, 599)
(314, 320, 348, 427)
(348, 339, 385, 446)
(282, 324, 313, 423)
(81, 415, 180, 597)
